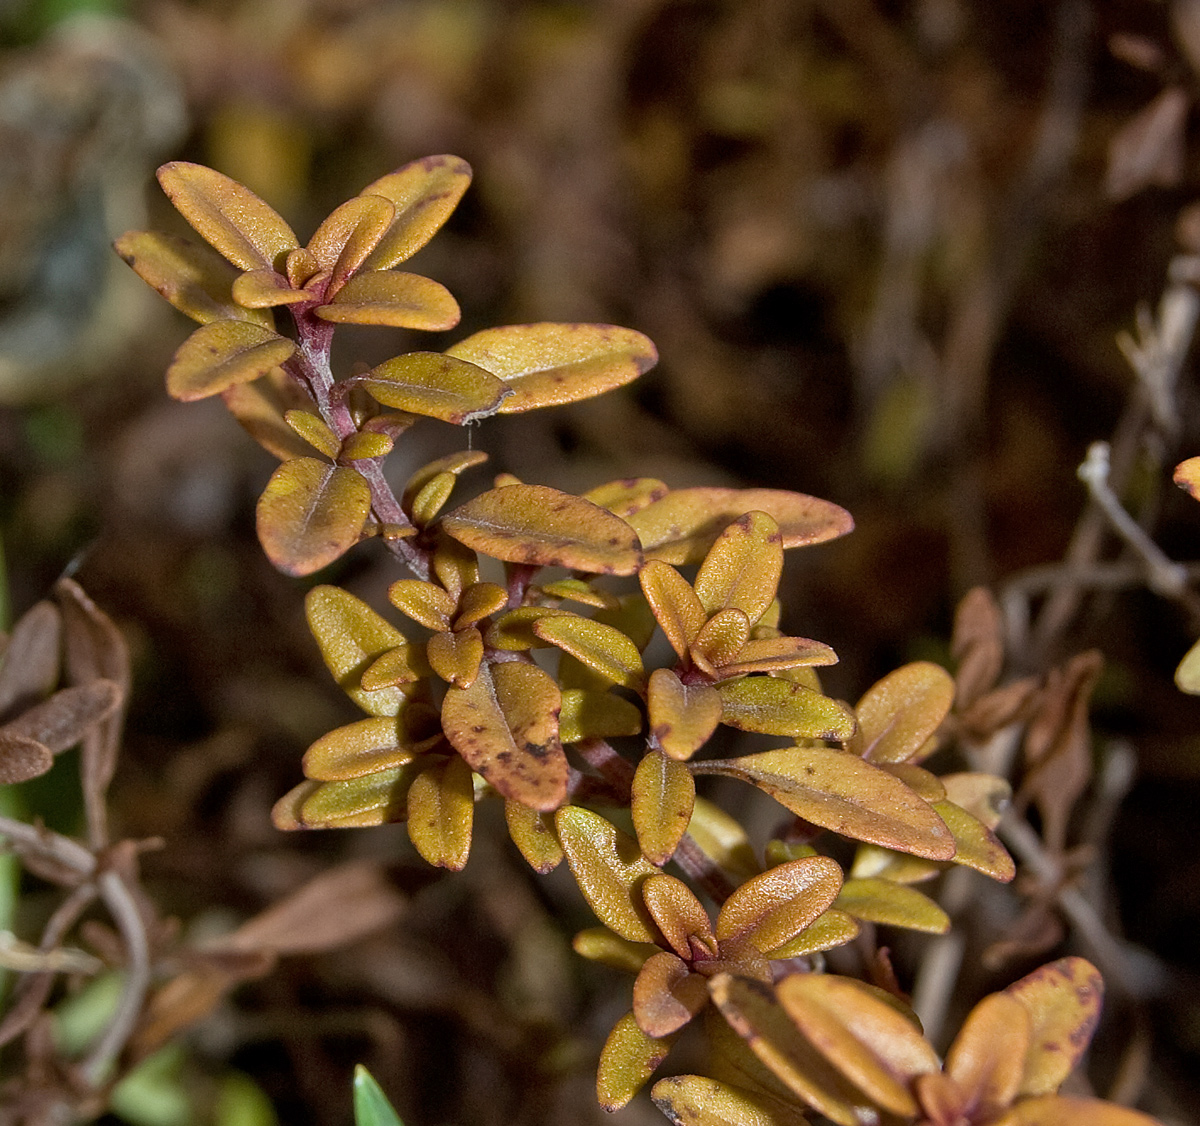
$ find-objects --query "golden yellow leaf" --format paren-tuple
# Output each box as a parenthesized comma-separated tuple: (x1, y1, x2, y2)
(431, 533, 480, 600)
(685, 796, 761, 882)
(848, 661, 955, 765)
(302, 716, 422, 781)
(114, 229, 271, 326)
(633, 951, 709, 1037)
(538, 578, 619, 610)
(833, 877, 949, 934)
(641, 874, 716, 960)
(715, 857, 843, 954)
(640, 560, 706, 660)
(158, 162, 298, 270)
(1173, 455, 1200, 499)
(993, 1096, 1163, 1126)
(698, 748, 956, 860)
(426, 627, 484, 688)
(306, 194, 395, 293)
(597, 1011, 678, 1111)
(572, 927, 659, 972)
(297, 763, 422, 828)
(533, 614, 645, 688)
(231, 267, 313, 307)
(359, 154, 473, 270)
(1005, 958, 1104, 1097)
(317, 271, 461, 330)
(651, 1075, 812, 1126)
(441, 660, 566, 810)
(305, 585, 413, 717)
(406, 755, 474, 870)
(648, 669, 721, 761)
(629, 488, 855, 565)
(442, 484, 643, 575)
(445, 323, 657, 413)
(716, 678, 857, 740)
(718, 636, 838, 678)
(585, 477, 670, 518)
(484, 606, 568, 650)
(558, 689, 643, 743)
(933, 800, 1016, 880)
(555, 806, 659, 942)
(456, 582, 509, 627)
(694, 512, 784, 623)
(692, 608, 751, 673)
(387, 579, 458, 631)
(943, 991, 1030, 1115)
(284, 410, 340, 459)
(166, 321, 296, 402)
(632, 750, 696, 866)
(879, 763, 946, 803)
(767, 910, 860, 958)
(340, 431, 394, 461)
(360, 644, 432, 691)
(505, 800, 563, 873)
(402, 450, 489, 509)
(1176, 636, 1200, 694)
(409, 471, 457, 527)
(357, 352, 507, 423)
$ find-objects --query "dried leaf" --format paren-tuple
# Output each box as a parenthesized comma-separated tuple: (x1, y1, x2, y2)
(698, 748, 956, 860)
(318, 272, 461, 330)
(442, 484, 643, 575)
(951, 587, 1005, 709)
(0, 600, 60, 719)
(3, 681, 121, 754)
(848, 661, 955, 765)
(652, 1074, 812, 1126)
(441, 660, 566, 810)
(258, 459, 371, 576)
(166, 320, 296, 402)
(834, 877, 949, 934)
(715, 857, 843, 954)
(597, 1011, 678, 1111)
(505, 800, 563, 873)
(0, 733, 53, 783)
(648, 669, 722, 761)
(941, 773, 1011, 830)
(555, 806, 658, 942)
(633, 951, 709, 1036)
(775, 973, 939, 1117)
(716, 678, 856, 740)
(943, 991, 1030, 1114)
(1105, 87, 1189, 201)
(445, 323, 657, 413)
(359, 155, 473, 269)
(305, 585, 413, 716)
(628, 488, 854, 565)
(158, 162, 298, 270)
(694, 512, 783, 623)
(632, 750, 696, 865)
(114, 230, 270, 326)
(406, 756, 474, 870)
(533, 614, 644, 688)
(640, 560, 706, 660)
(1005, 957, 1103, 1097)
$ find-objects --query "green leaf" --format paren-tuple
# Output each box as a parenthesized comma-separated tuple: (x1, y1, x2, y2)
(696, 748, 956, 861)
(558, 688, 644, 743)
(356, 352, 507, 423)
(302, 717, 423, 781)
(834, 877, 950, 934)
(933, 800, 1015, 880)
(166, 321, 296, 402)
(257, 459, 371, 576)
(597, 1011, 678, 1111)
(297, 764, 422, 827)
(573, 927, 660, 973)
(717, 678, 856, 740)
(359, 155, 473, 270)
(445, 323, 657, 413)
(354, 1064, 405, 1126)
(506, 800, 564, 873)
(318, 272, 461, 330)
(442, 484, 643, 575)
(158, 162, 298, 271)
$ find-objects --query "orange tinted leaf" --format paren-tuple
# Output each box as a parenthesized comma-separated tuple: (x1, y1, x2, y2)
(641, 874, 716, 960)
(1174, 455, 1200, 499)
(257, 459, 371, 575)
(695, 512, 783, 623)
(692, 609, 751, 673)
(445, 323, 657, 413)
(426, 627, 484, 687)
(456, 582, 509, 627)
(388, 579, 457, 631)
(640, 560, 706, 660)
(555, 806, 658, 942)
(585, 477, 670, 518)
(442, 484, 643, 575)
(166, 321, 296, 402)
(719, 636, 838, 677)
(632, 750, 696, 865)
(573, 927, 660, 972)
(708, 973, 871, 1126)
(359, 155, 473, 269)
(629, 488, 854, 566)
(297, 763, 422, 827)
(849, 661, 955, 765)
(648, 669, 722, 761)
(698, 748, 956, 860)
(302, 717, 422, 781)
(318, 271, 461, 330)
(533, 614, 644, 688)
(538, 578, 619, 609)
(307, 194, 395, 291)
(441, 660, 566, 810)
(357, 352, 507, 423)
(484, 606, 567, 650)
(944, 991, 1029, 1114)
(597, 1011, 678, 1111)
(1006, 957, 1104, 1097)
(505, 799, 563, 873)
(834, 877, 949, 934)
(775, 974, 939, 1117)
(406, 755, 474, 870)
(716, 857, 843, 954)
(994, 1096, 1162, 1126)
(558, 688, 643, 743)
(767, 909, 860, 958)
(284, 410, 340, 458)
(634, 952, 709, 1037)
(652, 1074, 812, 1126)
(360, 644, 432, 691)
(223, 367, 320, 461)
(717, 678, 856, 740)
(114, 230, 270, 326)
(158, 162, 298, 270)
(231, 267, 312, 307)
(933, 800, 1016, 880)
(305, 585, 413, 717)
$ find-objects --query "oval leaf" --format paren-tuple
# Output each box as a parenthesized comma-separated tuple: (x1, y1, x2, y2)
(558, 688, 644, 743)
(640, 560, 706, 660)
(849, 661, 955, 765)
(933, 800, 1016, 881)
(652, 1074, 812, 1126)
(943, 991, 1030, 1114)
(445, 323, 657, 413)
(406, 755, 474, 870)
(597, 1011, 678, 1111)
(298, 763, 422, 828)
(648, 669, 722, 761)
(717, 678, 856, 740)
(257, 458, 371, 576)
(319, 271, 461, 330)
(505, 799, 563, 873)
(715, 857, 843, 954)
(695, 512, 784, 623)
(441, 660, 566, 811)
(641, 874, 716, 961)
(995, 1096, 1162, 1126)
(697, 748, 956, 861)
(166, 321, 296, 402)
(533, 614, 645, 688)
(357, 352, 506, 423)
(302, 717, 420, 781)
(632, 750, 696, 866)
(442, 484, 643, 575)
(834, 877, 950, 934)
(307, 194, 395, 290)
(359, 155, 473, 269)
(633, 952, 709, 1037)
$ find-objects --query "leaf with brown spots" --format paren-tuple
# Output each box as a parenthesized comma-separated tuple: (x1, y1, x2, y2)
(648, 669, 721, 761)
(441, 484, 643, 575)
(406, 755, 474, 870)
(441, 660, 566, 811)
(597, 1010, 679, 1111)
